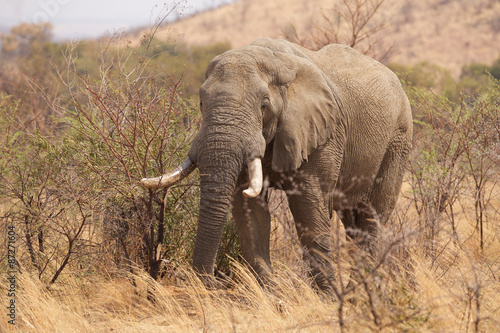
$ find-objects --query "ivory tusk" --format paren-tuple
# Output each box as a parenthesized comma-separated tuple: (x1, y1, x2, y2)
(141, 158, 196, 189)
(243, 158, 263, 198)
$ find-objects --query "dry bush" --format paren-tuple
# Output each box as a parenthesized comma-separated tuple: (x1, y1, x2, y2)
(407, 77, 500, 254)
(0, 3, 201, 290)
(284, 0, 393, 61)
(0, 94, 102, 285)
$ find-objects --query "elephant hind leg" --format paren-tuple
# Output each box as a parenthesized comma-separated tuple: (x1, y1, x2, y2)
(369, 134, 411, 225)
(340, 135, 410, 254)
(339, 203, 378, 254)
(341, 134, 411, 256)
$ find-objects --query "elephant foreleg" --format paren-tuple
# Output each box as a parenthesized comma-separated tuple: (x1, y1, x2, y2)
(287, 179, 336, 293)
(232, 186, 273, 283)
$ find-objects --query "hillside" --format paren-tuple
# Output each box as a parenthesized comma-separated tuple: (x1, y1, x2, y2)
(131, 0, 500, 78)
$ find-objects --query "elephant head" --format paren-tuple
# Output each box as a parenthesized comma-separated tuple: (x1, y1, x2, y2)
(141, 38, 342, 278)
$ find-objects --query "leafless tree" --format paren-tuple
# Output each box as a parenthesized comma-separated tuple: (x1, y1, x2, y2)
(284, 0, 393, 62)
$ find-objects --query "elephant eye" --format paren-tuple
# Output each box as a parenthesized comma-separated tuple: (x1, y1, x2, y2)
(261, 98, 270, 111)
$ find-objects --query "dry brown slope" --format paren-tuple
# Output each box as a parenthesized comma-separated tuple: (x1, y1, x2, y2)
(388, 0, 500, 76)
(155, 0, 329, 48)
(133, 0, 500, 77)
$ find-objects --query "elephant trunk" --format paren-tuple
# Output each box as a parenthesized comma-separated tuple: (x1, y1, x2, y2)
(193, 156, 263, 276)
(191, 133, 245, 276)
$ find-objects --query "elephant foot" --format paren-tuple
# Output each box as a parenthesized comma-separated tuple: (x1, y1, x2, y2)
(309, 266, 338, 297)
(197, 269, 233, 290)
(215, 268, 234, 288)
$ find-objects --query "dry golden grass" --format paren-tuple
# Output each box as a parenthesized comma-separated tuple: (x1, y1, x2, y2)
(1, 184, 498, 332)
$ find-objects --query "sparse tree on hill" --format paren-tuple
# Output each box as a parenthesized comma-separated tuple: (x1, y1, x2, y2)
(1, 22, 53, 57)
(284, 0, 392, 61)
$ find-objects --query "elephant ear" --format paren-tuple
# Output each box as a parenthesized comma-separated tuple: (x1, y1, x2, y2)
(271, 52, 342, 172)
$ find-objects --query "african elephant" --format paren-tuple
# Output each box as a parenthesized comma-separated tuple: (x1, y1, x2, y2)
(141, 38, 412, 292)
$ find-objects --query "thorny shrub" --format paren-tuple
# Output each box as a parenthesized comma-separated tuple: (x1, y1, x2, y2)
(406, 76, 500, 254)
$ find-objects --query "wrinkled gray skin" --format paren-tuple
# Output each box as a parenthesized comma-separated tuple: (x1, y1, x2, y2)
(180, 38, 411, 291)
